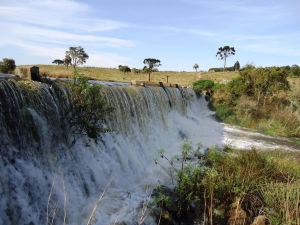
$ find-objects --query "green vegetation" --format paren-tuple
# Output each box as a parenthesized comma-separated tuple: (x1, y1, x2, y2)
(193, 63, 199, 72)
(143, 58, 161, 81)
(44, 68, 113, 144)
(32, 65, 197, 85)
(65, 46, 89, 69)
(234, 61, 240, 70)
(118, 65, 131, 74)
(154, 139, 300, 225)
(52, 59, 64, 65)
(0, 58, 16, 73)
(66, 68, 113, 143)
(212, 67, 300, 138)
(216, 46, 236, 72)
(192, 79, 215, 97)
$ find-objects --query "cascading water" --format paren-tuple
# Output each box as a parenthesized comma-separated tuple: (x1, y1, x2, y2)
(1, 78, 298, 225)
(0, 78, 224, 225)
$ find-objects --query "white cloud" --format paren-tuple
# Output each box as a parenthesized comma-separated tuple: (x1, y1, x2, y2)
(0, 0, 135, 62)
(0, 23, 135, 48)
(0, 0, 128, 32)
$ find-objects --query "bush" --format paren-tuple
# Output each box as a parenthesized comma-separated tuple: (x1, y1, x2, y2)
(46, 68, 113, 144)
(214, 104, 232, 119)
(154, 140, 300, 224)
(0, 58, 16, 73)
(192, 79, 215, 97)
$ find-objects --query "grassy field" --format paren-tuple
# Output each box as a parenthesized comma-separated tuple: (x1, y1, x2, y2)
(17, 64, 240, 86)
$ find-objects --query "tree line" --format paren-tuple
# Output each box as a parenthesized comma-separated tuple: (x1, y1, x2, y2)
(209, 63, 300, 77)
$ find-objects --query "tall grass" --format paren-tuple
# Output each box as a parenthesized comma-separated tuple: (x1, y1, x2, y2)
(155, 142, 300, 225)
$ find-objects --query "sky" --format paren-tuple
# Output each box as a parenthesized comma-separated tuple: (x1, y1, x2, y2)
(0, 0, 299, 71)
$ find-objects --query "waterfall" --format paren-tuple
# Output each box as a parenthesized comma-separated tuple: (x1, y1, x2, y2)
(0, 79, 224, 225)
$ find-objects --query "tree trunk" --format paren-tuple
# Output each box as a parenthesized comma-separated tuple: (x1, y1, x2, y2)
(223, 57, 227, 72)
(148, 72, 150, 81)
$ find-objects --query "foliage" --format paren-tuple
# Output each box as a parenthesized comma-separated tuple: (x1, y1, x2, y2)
(214, 104, 232, 119)
(64, 55, 72, 69)
(193, 79, 215, 91)
(193, 63, 199, 72)
(118, 65, 131, 74)
(65, 46, 89, 68)
(52, 59, 64, 65)
(216, 46, 236, 72)
(155, 140, 300, 224)
(234, 61, 240, 70)
(259, 182, 300, 224)
(289, 64, 300, 77)
(192, 79, 215, 97)
(230, 68, 290, 106)
(242, 62, 256, 70)
(62, 68, 113, 144)
(0, 58, 16, 73)
(143, 58, 161, 81)
(131, 68, 141, 74)
(211, 67, 300, 137)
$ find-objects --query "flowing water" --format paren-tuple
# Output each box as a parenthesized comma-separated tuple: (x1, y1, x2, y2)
(0, 78, 299, 225)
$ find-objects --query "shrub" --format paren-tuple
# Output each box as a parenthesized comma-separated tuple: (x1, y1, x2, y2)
(46, 68, 114, 144)
(214, 104, 232, 119)
(154, 141, 300, 224)
(0, 58, 16, 73)
(192, 79, 215, 97)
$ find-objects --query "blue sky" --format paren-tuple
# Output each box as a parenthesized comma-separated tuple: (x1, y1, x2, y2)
(0, 0, 299, 71)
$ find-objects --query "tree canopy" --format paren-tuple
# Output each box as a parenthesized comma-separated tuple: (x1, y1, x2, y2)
(52, 59, 64, 65)
(234, 61, 240, 70)
(216, 46, 235, 72)
(0, 58, 16, 74)
(64, 55, 72, 69)
(193, 63, 199, 72)
(143, 58, 161, 81)
(65, 46, 89, 68)
(118, 65, 131, 74)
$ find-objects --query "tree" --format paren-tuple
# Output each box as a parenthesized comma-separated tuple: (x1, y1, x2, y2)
(192, 79, 215, 98)
(143, 58, 161, 81)
(0, 58, 16, 73)
(216, 46, 235, 72)
(132, 68, 141, 74)
(58, 68, 113, 144)
(193, 63, 199, 72)
(64, 55, 72, 69)
(52, 59, 64, 65)
(234, 61, 240, 71)
(118, 65, 131, 74)
(65, 46, 89, 68)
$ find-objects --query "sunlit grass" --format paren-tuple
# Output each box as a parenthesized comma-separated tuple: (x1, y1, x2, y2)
(18, 65, 239, 86)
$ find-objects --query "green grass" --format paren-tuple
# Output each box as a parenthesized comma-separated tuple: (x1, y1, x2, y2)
(156, 140, 300, 225)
